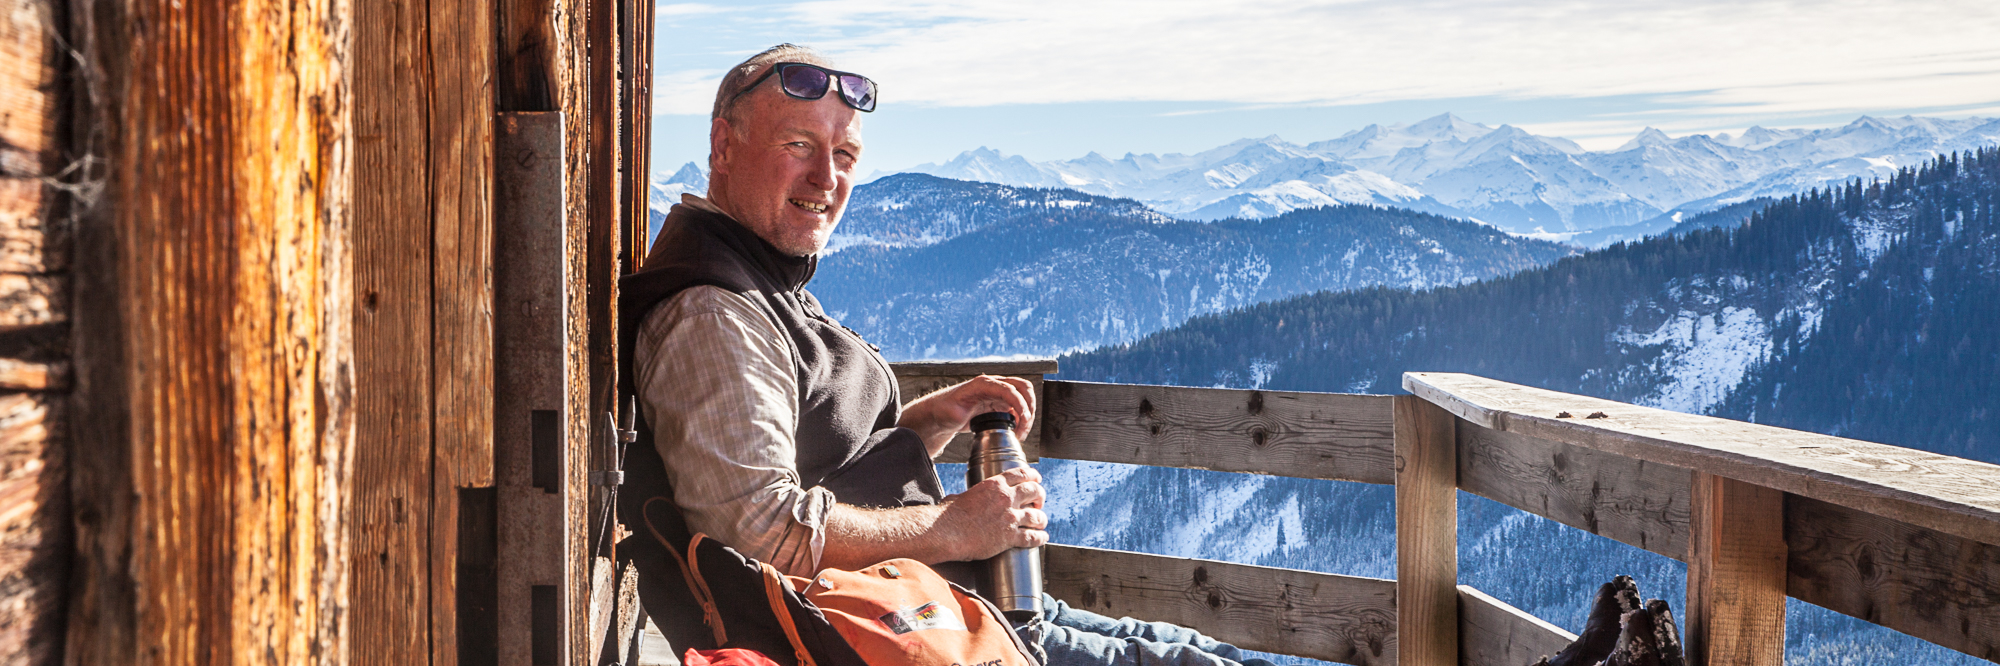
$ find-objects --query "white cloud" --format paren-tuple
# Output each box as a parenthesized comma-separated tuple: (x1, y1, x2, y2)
(656, 0, 2000, 123)
(656, 3, 734, 17)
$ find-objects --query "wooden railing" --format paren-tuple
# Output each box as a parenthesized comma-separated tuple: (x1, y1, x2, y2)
(891, 361, 2000, 666)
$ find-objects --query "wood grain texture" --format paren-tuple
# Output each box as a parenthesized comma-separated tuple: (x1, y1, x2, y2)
(1457, 584, 1576, 666)
(0, 393, 67, 665)
(1684, 472, 1785, 666)
(426, 0, 496, 662)
(351, 0, 435, 661)
(557, 0, 596, 661)
(0, 273, 65, 330)
(621, 0, 654, 271)
(1395, 395, 1458, 666)
(63, 0, 355, 661)
(0, 0, 65, 278)
(1406, 372, 2000, 549)
(893, 359, 1060, 377)
(1457, 424, 1691, 561)
(893, 368, 1050, 463)
(1041, 381, 1395, 485)
(1043, 545, 1396, 666)
(1786, 494, 2000, 661)
(0, 2, 67, 661)
(495, 111, 575, 666)
(497, 0, 559, 112)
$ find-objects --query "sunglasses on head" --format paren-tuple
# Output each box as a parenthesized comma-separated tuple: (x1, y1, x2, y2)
(733, 62, 878, 113)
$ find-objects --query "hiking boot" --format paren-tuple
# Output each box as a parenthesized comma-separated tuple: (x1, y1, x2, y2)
(1536, 576, 1641, 666)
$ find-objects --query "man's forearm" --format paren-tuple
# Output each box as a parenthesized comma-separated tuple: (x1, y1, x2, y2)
(815, 502, 961, 571)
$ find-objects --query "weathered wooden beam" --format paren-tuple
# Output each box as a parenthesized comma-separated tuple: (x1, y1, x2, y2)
(1405, 372, 2000, 549)
(66, 0, 355, 661)
(620, 0, 654, 270)
(495, 111, 576, 666)
(1395, 395, 1458, 666)
(892, 360, 1056, 462)
(1041, 381, 1395, 485)
(1043, 545, 1396, 666)
(351, 0, 435, 660)
(426, 0, 497, 661)
(894, 359, 1060, 377)
(1684, 472, 1785, 666)
(1786, 494, 2000, 661)
(581, 1, 619, 662)
(1457, 424, 1691, 561)
(1457, 584, 1576, 666)
(0, 0, 69, 662)
(0, 393, 67, 664)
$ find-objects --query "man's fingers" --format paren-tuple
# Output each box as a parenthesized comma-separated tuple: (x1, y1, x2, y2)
(1016, 528, 1049, 549)
(998, 376, 1037, 431)
(1014, 507, 1048, 530)
(998, 466, 1041, 484)
(1011, 481, 1045, 509)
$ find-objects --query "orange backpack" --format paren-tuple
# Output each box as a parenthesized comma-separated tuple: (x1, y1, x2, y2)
(649, 500, 1039, 666)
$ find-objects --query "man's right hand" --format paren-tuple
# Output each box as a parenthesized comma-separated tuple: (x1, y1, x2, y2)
(817, 465, 1050, 571)
(938, 466, 1049, 561)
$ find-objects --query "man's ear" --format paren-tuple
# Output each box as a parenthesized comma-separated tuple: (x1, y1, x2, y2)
(709, 116, 732, 175)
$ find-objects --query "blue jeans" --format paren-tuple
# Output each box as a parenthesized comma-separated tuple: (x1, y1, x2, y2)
(1015, 595, 1281, 666)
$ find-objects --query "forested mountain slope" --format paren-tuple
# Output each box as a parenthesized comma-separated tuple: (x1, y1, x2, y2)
(814, 194, 1573, 360)
(1043, 149, 1999, 664)
(1061, 149, 2000, 457)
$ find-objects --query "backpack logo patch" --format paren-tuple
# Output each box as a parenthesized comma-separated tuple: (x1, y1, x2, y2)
(879, 601, 966, 634)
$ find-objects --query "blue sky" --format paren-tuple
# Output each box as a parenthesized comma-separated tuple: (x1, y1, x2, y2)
(650, 0, 2000, 177)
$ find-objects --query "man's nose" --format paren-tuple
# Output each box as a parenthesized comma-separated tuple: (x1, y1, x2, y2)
(805, 148, 837, 191)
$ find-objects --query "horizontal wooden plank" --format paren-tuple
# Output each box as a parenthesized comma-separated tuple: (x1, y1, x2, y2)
(1042, 544, 1396, 666)
(891, 359, 1058, 378)
(1457, 584, 1575, 666)
(0, 274, 64, 330)
(0, 358, 67, 391)
(1405, 372, 2000, 548)
(1785, 494, 2000, 661)
(1041, 381, 1396, 485)
(1457, 423, 1691, 561)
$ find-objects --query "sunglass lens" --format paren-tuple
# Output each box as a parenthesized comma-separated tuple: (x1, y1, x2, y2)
(779, 65, 830, 100)
(839, 75, 876, 112)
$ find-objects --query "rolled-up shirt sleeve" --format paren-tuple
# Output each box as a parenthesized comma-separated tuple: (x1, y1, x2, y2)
(634, 285, 833, 576)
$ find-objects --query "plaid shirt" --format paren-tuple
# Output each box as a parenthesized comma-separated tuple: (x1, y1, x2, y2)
(633, 276, 835, 577)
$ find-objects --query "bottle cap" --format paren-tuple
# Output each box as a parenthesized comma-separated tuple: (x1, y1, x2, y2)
(969, 411, 1015, 432)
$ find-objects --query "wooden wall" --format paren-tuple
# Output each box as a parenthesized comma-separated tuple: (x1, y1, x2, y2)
(348, 0, 495, 661)
(0, 0, 71, 662)
(60, 0, 356, 663)
(0, 0, 645, 662)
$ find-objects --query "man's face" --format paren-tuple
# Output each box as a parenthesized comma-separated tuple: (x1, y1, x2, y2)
(711, 80, 864, 257)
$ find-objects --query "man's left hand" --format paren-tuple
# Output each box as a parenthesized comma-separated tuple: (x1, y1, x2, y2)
(899, 375, 1037, 457)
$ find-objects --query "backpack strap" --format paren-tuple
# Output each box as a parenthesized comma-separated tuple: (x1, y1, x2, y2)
(758, 561, 818, 666)
(644, 496, 730, 646)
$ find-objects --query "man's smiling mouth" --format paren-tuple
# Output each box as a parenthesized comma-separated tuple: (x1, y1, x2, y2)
(790, 199, 828, 213)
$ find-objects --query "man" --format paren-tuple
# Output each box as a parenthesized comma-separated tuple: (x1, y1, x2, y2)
(618, 44, 1277, 666)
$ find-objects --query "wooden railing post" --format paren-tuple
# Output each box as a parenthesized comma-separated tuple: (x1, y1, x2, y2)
(1395, 395, 1458, 666)
(1685, 472, 1786, 666)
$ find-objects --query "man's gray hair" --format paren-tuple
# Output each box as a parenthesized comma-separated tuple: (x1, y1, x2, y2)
(712, 44, 835, 123)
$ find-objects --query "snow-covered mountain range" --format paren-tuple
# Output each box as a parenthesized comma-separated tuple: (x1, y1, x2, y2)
(882, 114, 2000, 240)
(810, 174, 1572, 360)
(1045, 148, 2000, 666)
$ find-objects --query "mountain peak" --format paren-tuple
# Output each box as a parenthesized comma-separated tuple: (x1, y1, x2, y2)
(1616, 127, 1673, 151)
(664, 161, 708, 187)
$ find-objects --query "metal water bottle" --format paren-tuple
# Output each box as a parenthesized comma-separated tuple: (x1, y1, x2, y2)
(966, 411, 1044, 621)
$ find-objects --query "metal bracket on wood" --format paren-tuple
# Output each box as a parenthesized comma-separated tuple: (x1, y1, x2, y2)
(494, 111, 576, 666)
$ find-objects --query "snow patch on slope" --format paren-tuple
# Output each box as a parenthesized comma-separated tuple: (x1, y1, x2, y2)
(1616, 307, 1773, 414)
